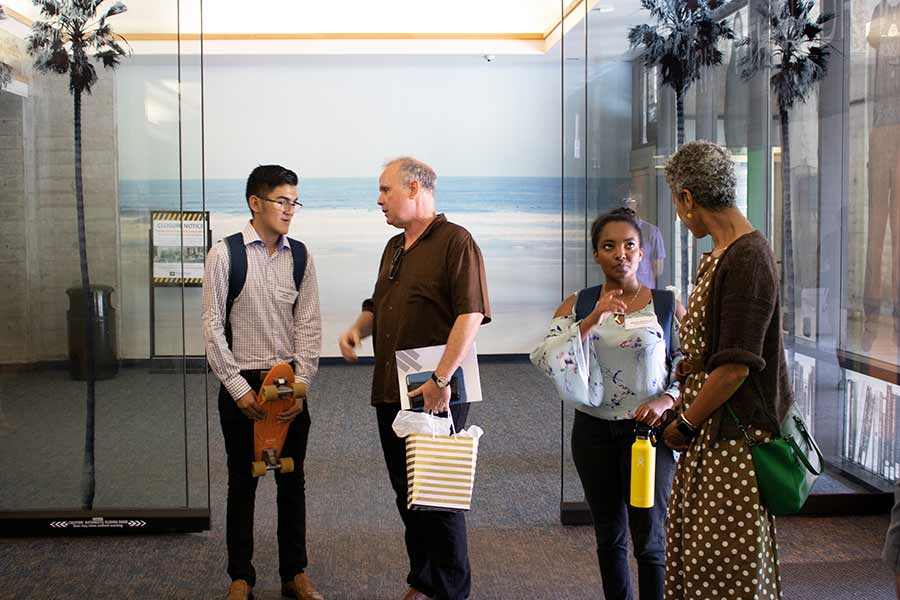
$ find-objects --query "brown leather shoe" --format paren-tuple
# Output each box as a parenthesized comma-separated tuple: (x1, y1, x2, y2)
(225, 579, 252, 600)
(399, 587, 433, 600)
(281, 572, 325, 600)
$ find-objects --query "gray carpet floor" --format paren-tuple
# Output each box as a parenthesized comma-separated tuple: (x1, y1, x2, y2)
(0, 362, 895, 599)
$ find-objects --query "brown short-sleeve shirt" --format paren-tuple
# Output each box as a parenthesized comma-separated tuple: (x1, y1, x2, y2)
(363, 214, 491, 406)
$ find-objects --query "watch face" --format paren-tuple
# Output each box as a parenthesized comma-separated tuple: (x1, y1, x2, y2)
(676, 419, 695, 439)
(429, 372, 449, 388)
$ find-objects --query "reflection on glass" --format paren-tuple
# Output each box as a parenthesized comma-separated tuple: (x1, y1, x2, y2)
(0, 1, 209, 517)
(856, 0, 900, 359)
(843, 369, 900, 480)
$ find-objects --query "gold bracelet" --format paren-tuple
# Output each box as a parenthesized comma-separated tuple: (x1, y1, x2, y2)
(679, 413, 698, 431)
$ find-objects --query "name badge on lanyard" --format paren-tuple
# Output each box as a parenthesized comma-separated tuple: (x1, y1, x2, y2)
(624, 315, 658, 330)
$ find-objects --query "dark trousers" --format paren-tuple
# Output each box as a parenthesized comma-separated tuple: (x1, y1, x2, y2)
(218, 370, 312, 586)
(376, 403, 472, 600)
(571, 410, 675, 600)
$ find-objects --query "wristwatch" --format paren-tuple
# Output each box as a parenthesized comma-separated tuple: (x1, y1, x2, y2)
(431, 372, 450, 389)
(676, 414, 699, 440)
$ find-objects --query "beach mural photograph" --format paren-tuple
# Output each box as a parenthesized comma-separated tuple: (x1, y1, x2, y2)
(115, 55, 567, 358)
(120, 176, 564, 357)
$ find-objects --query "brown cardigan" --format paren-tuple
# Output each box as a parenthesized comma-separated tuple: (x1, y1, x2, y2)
(702, 230, 793, 442)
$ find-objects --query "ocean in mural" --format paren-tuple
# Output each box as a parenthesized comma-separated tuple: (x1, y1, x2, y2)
(121, 176, 576, 355)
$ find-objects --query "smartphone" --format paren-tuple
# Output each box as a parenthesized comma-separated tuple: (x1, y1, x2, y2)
(405, 368, 467, 411)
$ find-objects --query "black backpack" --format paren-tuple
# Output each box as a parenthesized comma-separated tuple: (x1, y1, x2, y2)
(223, 232, 308, 349)
(573, 285, 677, 369)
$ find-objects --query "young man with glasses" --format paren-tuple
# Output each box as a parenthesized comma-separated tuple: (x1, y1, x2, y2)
(202, 165, 324, 600)
(338, 157, 490, 600)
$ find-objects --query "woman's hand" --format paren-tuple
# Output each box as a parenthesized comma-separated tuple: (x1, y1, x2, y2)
(663, 419, 691, 451)
(634, 394, 675, 427)
(590, 289, 627, 324)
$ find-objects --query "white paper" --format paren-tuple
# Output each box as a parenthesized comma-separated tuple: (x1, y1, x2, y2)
(395, 343, 483, 410)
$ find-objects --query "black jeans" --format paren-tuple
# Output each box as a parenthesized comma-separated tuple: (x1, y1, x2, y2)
(376, 403, 472, 600)
(571, 410, 675, 600)
(218, 370, 312, 586)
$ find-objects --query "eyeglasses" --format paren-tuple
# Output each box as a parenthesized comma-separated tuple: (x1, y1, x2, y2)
(389, 246, 404, 280)
(261, 197, 302, 212)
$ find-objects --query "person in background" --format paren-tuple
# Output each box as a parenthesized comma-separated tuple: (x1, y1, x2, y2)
(624, 193, 666, 289)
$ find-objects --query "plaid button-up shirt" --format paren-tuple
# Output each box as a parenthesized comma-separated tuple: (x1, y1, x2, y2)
(202, 222, 321, 401)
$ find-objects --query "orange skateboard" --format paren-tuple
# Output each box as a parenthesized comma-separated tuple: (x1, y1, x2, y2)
(251, 362, 306, 478)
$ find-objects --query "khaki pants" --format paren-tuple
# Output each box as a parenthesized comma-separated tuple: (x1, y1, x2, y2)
(864, 123, 900, 320)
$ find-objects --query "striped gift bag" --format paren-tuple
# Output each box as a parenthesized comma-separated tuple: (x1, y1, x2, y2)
(406, 432, 479, 511)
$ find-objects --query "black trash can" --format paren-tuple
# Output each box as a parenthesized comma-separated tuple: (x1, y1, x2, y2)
(66, 285, 118, 381)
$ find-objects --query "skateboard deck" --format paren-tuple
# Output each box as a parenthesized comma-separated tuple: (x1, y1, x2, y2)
(251, 362, 306, 478)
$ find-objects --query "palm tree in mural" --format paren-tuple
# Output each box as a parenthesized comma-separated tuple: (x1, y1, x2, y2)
(0, 4, 13, 90)
(27, 0, 129, 510)
(628, 0, 733, 299)
(740, 0, 833, 338)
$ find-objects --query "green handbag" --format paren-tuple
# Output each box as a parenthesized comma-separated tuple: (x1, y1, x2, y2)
(725, 402, 824, 516)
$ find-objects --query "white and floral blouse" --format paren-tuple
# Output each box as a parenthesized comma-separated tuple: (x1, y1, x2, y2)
(530, 297, 682, 420)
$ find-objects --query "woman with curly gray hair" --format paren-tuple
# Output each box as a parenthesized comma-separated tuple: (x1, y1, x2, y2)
(660, 141, 790, 600)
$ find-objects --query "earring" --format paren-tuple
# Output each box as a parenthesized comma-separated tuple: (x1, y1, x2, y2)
(686, 211, 693, 219)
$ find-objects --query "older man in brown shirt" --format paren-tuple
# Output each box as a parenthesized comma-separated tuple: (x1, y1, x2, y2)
(339, 157, 490, 600)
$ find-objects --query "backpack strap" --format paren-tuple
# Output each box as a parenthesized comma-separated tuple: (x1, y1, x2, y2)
(574, 285, 603, 322)
(287, 238, 308, 298)
(224, 233, 247, 350)
(651, 288, 675, 366)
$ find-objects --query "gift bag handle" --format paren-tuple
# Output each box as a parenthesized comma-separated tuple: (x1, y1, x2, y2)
(427, 406, 457, 439)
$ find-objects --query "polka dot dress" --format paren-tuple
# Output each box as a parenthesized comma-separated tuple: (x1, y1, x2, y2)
(665, 254, 782, 600)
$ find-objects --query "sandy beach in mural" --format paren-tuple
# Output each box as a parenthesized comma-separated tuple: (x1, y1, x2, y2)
(210, 208, 563, 356)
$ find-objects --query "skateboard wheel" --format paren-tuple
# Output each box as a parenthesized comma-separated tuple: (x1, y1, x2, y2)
(251, 461, 267, 478)
(292, 382, 306, 398)
(260, 385, 278, 403)
(280, 457, 294, 474)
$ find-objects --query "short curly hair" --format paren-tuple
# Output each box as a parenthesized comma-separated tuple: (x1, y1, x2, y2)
(664, 140, 736, 211)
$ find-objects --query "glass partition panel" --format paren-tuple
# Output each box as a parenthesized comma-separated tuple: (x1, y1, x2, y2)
(0, 0, 209, 530)
(559, 0, 894, 521)
(561, 0, 589, 509)
(559, 0, 669, 513)
(836, 0, 899, 491)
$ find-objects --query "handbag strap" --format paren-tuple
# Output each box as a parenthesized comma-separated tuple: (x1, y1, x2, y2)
(725, 401, 823, 476)
(724, 402, 756, 446)
(785, 413, 824, 476)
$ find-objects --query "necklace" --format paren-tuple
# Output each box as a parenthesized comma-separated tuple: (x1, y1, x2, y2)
(603, 283, 642, 325)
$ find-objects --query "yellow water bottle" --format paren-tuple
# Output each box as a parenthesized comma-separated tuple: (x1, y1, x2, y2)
(630, 427, 656, 508)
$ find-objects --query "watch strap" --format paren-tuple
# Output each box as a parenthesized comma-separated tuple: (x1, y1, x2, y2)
(431, 372, 450, 388)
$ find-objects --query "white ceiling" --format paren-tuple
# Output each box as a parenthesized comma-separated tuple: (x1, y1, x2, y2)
(5, 0, 569, 35)
(2, 0, 638, 56)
